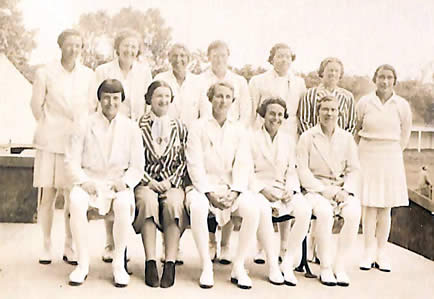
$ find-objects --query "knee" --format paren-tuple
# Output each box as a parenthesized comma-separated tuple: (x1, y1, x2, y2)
(187, 191, 208, 217)
(69, 186, 89, 215)
(163, 188, 185, 211)
(312, 196, 333, 222)
(341, 197, 361, 222)
(291, 194, 312, 220)
(135, 187, 158, 211)
(238, 193, 259, 218)
(113, 191, 133, 216)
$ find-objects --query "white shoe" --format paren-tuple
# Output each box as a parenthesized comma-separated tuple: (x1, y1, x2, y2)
(282, 269, 298, 286)
(335, 271, 350, 287)
(359, 257, 374, 271)
(254, 249, 266, 264)
(102, 245, 114, 263)
(69, 267, 88, 286)
(375, 255, 391, 272)
(38, 247, 52, 265)
(219, 245, 231, 265)
(63, 246, 78, 265)
(209, 241, 217, 262)
(113, 267, 130, 288)
(199, 263, 214, 289)
(268, 265, 284, 285)
(176, 247, 184, 265)
(280, 255, 297, 286)
(231, 265, 252, 289)
(319, 268, 337, 286)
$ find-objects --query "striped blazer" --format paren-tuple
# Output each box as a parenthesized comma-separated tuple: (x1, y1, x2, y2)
(138, 113, 188, 189)
(298, 84, 356, 135)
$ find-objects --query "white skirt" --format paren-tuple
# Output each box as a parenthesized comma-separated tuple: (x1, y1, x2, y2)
(359, 138, 408, 208)
(33, 150, 68, 188)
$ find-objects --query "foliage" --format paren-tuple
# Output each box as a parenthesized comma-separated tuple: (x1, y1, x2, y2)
(0, 0, 36, 82)
(233, 64, 266, 82)
(77, 7, 172, 71)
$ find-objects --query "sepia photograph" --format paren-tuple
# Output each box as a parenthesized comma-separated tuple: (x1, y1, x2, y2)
(0, 0, 433, 298)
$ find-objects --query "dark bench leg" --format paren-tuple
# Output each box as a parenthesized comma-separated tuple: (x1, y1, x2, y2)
(294, 237, 317, 278)
(124, 247, 132, 275)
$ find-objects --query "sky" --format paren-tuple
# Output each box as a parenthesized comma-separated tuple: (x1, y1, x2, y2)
(19, 0, 434, 79)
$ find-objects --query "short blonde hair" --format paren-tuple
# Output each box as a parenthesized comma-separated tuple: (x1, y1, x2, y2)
(206, 81, 235, 102)
(114, 29, 143, 57)
(318, 57, 344, 79)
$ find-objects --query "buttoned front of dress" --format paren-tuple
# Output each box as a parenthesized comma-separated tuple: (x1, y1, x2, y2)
(31, 60, 96, 153)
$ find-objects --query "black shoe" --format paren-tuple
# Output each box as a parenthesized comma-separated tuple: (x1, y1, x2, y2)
(160, 261, 176, 288)
(145, 260, 159, 287)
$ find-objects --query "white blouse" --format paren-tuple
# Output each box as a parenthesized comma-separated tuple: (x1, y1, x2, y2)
(95, 58, 153, 121)
(356, 92, 412, 149)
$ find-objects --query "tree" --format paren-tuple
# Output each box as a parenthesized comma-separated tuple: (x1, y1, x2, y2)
(233, 64, 266, 82)
(77, 7, 172, 71)
(0, 0, 36, 82)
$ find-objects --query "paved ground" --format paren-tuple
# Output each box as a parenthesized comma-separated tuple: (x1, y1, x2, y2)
(0, 210, 433, 299)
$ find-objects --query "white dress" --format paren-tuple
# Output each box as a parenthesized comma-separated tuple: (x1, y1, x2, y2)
(356, 92, 412, 208)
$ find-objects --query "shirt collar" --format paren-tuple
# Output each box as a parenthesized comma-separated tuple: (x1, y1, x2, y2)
(271, 68, 292, 81)
(318, 83, 341, 94)
(372, 90, 397, 105)
(149, 110, 169, 122)
(97, 110, 118, 128)
(311, 123, 340, 138)
(207, 114, 234, 128)
(57, 59, 80, 74)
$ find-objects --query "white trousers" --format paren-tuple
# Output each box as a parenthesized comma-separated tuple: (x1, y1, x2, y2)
(306, 193, 361, 272)
(186, 189, 259, 270)
(69, 186, 133, 273)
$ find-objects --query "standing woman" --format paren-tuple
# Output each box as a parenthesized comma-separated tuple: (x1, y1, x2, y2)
(298, 57, 356, 134)
(357, 65, 412, 272)
(95, 28, 153, 121)
(30, 29, 96, 264)
(133, 80, 188, 288)
(95, 28, 153, 261)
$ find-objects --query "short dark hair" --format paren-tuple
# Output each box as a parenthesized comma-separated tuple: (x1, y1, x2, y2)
(57, 29, 83, 48)
(145, 80, 174, 105)
(206, 81, 235, 102)
(318, 57, 344, 79)
(97, 79, 125, 102)
(372, 64, 397, 85)
(257, 97, 289, 119)
(268, 43, 295, 64)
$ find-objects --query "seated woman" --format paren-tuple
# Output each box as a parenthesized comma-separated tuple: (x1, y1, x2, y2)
(65, 79, 144, 287)
(296, 95, 361, 287)
(250, 98, 311, 286)
(185, 81, 259, 289)
(132, 80, 188, 288)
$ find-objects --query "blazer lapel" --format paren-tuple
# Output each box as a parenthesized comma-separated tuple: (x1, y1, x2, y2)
(311, 133, 339, 178)
(258, 130, 275, 166)
(139, 115, 159, 160)
(161, 120, 178, 157)
(90, 120, 108, 167)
